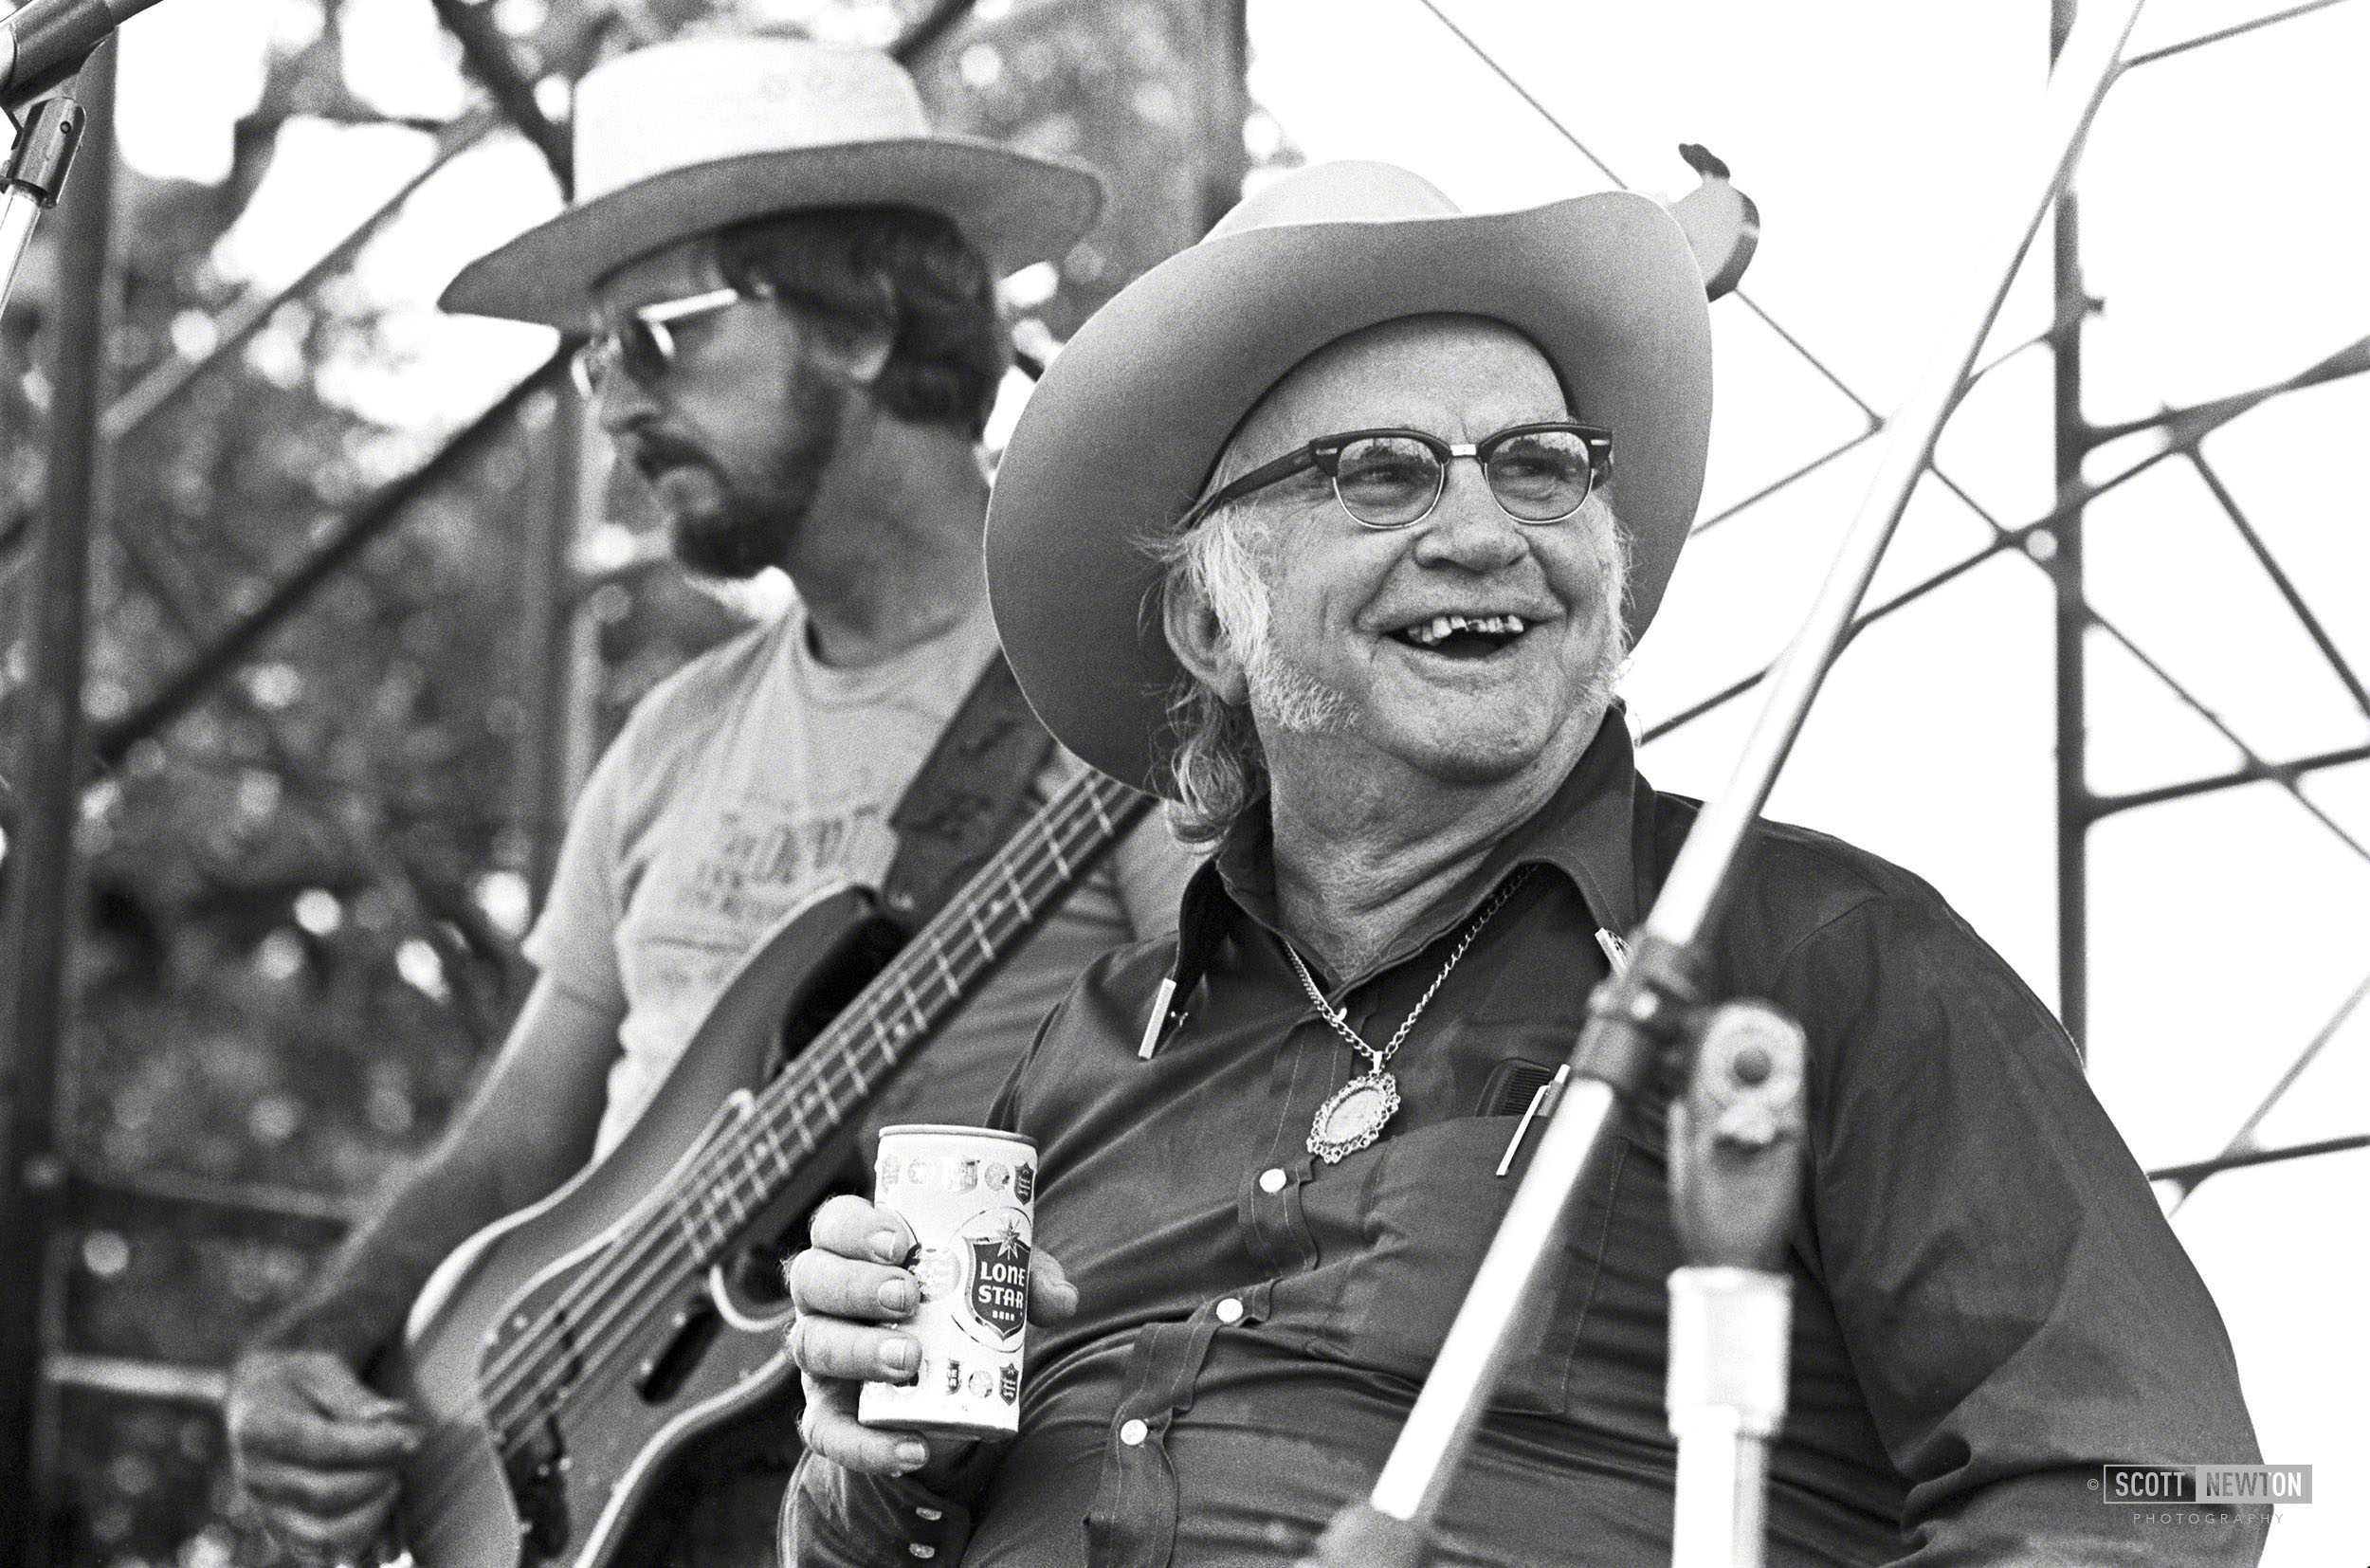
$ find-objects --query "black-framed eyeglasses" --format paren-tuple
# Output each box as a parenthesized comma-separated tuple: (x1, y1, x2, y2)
(571, 285, 748, 398)
(1179, 421, 1614, 532)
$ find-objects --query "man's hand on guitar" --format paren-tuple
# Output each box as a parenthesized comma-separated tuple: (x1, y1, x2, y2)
(226, 1348, 422, 1559)
(784, 1194, 1076, 1479)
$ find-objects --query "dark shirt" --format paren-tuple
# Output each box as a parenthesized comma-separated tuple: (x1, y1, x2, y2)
(789, 717, 2266, 1567)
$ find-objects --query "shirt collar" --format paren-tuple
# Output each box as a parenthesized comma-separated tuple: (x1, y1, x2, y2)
(1165, 707, 1645, 1003)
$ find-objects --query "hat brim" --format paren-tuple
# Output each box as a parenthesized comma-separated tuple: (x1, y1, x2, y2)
(985, 190, 1715, 795)
(438, 137, 1105, 326)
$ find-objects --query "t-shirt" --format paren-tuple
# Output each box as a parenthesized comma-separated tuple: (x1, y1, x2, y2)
(524, 597, 1195, 1159)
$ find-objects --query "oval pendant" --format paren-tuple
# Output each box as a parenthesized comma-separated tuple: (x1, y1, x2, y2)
(1308, 1070, 1402, 1164)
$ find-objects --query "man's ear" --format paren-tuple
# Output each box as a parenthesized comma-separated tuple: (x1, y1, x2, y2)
(1163, 572, 1252, 708)
(802, 319, 896, 387)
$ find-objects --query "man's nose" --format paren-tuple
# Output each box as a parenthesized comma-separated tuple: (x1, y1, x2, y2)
(592, 366, 660, 436)
(1409, 458, 1525, 571)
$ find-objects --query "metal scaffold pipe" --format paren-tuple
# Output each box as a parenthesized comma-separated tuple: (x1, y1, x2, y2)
(0, 42, 118, 1568)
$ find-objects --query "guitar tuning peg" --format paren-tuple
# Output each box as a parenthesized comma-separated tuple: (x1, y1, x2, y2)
(1667, 142, 1760, 302)
(1677, 142, 1731, 180)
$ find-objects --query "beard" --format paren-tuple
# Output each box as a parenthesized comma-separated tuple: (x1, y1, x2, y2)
(654, 360, 847, 580)
(1242, 630, 1359, 736)
(1230, 498, 1630, 744)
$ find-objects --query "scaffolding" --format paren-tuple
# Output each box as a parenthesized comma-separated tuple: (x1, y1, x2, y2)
(1411, 0, 2366, 1189)
(0, 0, 1249, 1559)
(0, 0, 2361, 1561)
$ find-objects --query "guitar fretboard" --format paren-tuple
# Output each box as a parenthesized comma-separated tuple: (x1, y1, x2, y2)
(670, 767, 1149, 1257)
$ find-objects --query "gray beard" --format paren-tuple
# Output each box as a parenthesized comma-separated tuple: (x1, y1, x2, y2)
(1245, 636, 1359, 736)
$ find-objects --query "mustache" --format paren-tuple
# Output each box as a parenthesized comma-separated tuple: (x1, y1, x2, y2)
(626, 430, 713, 479)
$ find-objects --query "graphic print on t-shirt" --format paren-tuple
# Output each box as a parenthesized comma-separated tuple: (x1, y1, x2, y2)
(584, 604, 1002, 1157)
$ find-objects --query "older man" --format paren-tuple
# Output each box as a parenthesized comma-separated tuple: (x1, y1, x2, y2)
(223, 38, 1194, 1567)
(780, 163, 2266, 1566)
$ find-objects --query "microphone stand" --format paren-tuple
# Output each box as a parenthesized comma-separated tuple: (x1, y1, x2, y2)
(1292, 2, 2149, 1564)
(0, 72, 90, 312)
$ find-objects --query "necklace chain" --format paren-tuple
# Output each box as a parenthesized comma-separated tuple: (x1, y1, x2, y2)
(1285, 865, 1535, 1075)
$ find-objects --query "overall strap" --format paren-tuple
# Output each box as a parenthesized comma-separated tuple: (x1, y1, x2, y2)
(878, 651, 1059, 932)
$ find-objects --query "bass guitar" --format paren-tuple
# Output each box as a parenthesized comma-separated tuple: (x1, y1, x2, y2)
(375, 767, 1150, 1566)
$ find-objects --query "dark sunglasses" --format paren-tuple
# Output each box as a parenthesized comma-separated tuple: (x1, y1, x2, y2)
(1179, 421, 1614, 532)
(571, 285, 749, 398)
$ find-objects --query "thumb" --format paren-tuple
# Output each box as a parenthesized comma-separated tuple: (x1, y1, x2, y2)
(288, 1353, 413, 1425)
(1029, 1249, 1079, 1322)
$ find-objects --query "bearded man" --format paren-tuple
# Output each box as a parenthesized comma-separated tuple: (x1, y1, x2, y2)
(777, 162, 2267, 1566)
(223, 38, 1194, 1566)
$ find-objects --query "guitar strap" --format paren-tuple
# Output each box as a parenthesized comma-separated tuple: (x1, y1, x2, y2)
(877, 650, 1060, 934)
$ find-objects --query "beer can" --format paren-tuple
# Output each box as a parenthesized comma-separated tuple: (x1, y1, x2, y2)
(857, 1124, 1037, 1438)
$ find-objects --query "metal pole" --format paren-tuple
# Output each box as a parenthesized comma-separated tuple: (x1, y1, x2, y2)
(88, 349, 571, 771)
(1305, 2, 2151, 1557)
(512, 390, 581, 899)
(1644, 0, 2141, 950)
(0, 43, 116, 1568)
(1198, 0, 1250, 232)
(2049, 0, 2093, 1054)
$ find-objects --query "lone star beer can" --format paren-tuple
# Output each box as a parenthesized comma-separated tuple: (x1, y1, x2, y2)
(858, 1124, 1037, 1438)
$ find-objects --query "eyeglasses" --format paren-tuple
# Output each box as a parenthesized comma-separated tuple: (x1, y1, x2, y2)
(571, 286, 749, 398)
(1179, 421, 1613, 532)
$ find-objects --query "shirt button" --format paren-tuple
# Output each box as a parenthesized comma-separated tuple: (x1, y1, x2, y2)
(1258, 1167, 1286, 1194)
(908, 1547, 937, 1560)
(914, 1505, 943, 1522)
(1120, 1418, 1149, 1446)
(1215, 1296, 1245, 1324)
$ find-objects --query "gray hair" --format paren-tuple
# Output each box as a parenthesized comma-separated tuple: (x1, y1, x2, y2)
(1149, 492, 1633, 847)
(1148, 503, 1274, 846)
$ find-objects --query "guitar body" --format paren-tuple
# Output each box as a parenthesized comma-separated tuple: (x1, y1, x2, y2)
(383, 886, 901, 1568)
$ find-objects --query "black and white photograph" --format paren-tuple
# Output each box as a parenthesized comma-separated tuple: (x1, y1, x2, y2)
(0, 1, 2360, 1563)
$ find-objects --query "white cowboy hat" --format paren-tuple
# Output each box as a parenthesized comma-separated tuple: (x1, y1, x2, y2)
(985, 160, 1722, 794)
(439, 36, 1105, 327)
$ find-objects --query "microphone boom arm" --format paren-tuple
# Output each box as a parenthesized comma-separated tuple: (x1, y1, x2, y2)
(1294, 1, 2151, 1563)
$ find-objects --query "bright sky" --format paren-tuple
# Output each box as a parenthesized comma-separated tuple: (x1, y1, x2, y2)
(107, 1, 2370, 1561)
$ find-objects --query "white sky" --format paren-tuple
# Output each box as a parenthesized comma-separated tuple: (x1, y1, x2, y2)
(107, 1, 2370, 1560)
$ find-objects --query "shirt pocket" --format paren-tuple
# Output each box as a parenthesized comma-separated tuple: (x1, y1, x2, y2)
(1322, 1111, 1626, 1416)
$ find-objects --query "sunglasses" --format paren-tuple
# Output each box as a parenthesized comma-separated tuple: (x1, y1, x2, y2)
(1179, 421, 1614, 532)
(571, 286, 750, 398)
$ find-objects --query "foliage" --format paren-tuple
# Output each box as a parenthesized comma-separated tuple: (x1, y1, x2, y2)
(0, 0, 1291, 1561)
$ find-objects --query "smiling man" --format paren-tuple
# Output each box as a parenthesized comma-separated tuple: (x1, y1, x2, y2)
(778, 162, 2268, 1566)
(222, 38, 1195, 1568)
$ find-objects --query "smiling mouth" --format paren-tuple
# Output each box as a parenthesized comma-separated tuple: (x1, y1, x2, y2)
(1390, 613, 1531, 659)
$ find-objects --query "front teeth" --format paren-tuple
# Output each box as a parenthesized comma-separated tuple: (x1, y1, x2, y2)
(1404, 613, 1529, 647)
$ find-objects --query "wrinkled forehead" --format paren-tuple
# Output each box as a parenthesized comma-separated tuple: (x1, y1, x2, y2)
(1217, 314, 1571, 479)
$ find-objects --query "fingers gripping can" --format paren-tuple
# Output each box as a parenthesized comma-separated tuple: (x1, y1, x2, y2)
(858, 1124, 1037, 1438)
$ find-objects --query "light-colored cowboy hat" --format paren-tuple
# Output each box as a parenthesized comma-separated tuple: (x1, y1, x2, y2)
(440, 37, 1105, 327)
(985, 160, 1721, 794)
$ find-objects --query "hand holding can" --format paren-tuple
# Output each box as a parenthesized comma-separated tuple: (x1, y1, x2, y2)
(858, 1124, 1039, 1438)
(782, 1129, 1076, 1479)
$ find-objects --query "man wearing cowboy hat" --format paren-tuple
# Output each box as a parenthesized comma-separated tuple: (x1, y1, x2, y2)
(223, 36, 1195, 1565)
(779, 162, 2266, 1565)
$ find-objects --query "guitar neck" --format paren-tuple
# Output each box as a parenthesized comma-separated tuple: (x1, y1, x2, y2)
(678, 768, 1151, 1249)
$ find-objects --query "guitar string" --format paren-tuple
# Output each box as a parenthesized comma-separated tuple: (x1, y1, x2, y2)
(454, 773, 1121, 1427)
(394, 787, 1123, 1526)
(483, 782, 1124, 1426)
(435, 785, 1119, 1501)
(455, 776, 1119, 1449)
(438, 775, 1132, 1476)
(463, 776, 1124, 1431)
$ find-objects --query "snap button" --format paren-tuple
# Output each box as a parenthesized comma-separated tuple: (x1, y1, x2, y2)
(1258, 1167, 1286, 1194)
(1120, 1418, 1149, 1446)
(1215, 1297, 1245, 1324)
